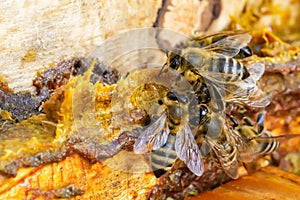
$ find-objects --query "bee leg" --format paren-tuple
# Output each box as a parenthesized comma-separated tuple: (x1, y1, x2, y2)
(153, 166, 172, 178)
(243, 117, 254, 127)
(256, 113, 265, 135)
(227, 114, 239, 128)
(153, 169, 167, 178)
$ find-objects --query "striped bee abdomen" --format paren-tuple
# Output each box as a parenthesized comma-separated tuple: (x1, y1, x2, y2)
(151, 134, 177, 177)
(254, 131, 280, 155)
(208, 56, 250, 82)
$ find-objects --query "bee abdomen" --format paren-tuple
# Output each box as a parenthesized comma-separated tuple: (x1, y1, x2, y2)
(209, 56, 249, 82)
(228, 58, 250, 81)
(255, 132, 280, 155)
(151, 134, 177, 177)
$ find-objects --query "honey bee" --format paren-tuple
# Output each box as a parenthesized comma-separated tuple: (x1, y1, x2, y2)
(134, 89, 251, 179)
(153, 31, 273, 178)
(207, 111, 299, 179)
(162, 30, 270, 108)
(134, 90, 204, 177)
(236, 114, 279, 157)
(111, 67, 204, 177)
(231, 112, 300, 164)
(202, 115, 240, 179)
(244, 129, 280, 156)
(196, 110, 257, 179)
(197, 109, 300, 179)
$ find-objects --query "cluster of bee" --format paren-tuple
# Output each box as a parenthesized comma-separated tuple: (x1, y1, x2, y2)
(121, 31, 293, 179)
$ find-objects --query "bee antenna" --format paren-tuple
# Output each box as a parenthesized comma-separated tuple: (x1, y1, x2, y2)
(256, 113, 265, 134)
(226, 114, 239, 128)
(243, 117, 254, 127)
(248, 134, 300, 142)
(158, 63, 167, 77)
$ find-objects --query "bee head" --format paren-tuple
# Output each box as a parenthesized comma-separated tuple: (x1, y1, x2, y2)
(167, 51, 181, 70)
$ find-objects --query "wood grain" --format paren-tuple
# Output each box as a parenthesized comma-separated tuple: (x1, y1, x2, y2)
(0, 0, 162, 92)
(187, 166, 300, 200)
(0, 154, 157, 199)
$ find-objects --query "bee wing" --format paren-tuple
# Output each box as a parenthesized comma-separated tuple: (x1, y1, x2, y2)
(223, 76, 271, 108)
(224, 82, 271, 107)
(203, 34, 252, 57)
(134, 111, 169, 154)
(204, 80, 226, 113)
(231, 62, 265, 89)
(175, 124, 204, 176)
(228, 88, 271, 108)
(246, 62, 265, 82)
(206, 137, 239, 179)
(192, 30, 248, 44)
(149, 124, 170, 151)
(201, 63, 270, 108)
(201, 71, 256, 98)
(224, 125, 254, 163)
(219, 150, 239, 179)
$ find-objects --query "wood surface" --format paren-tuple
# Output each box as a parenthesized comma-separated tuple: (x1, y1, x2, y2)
(0, 1, 299, 200)
(0, 0, 162, 92)
(0, 153, 157, 199)
(187, 166, 300, 200)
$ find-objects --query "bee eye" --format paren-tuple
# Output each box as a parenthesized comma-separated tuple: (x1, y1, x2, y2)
(170, 55, 180, 69)
(167, 92, 178, 101)
(240, 46, 252, 57)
